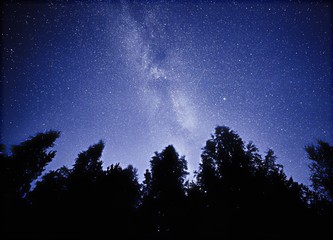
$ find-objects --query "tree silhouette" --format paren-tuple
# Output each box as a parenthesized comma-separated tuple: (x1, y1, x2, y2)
(149, 145, 188, 197)
(66, 140, 104, 205)
(195, 126, 253, 236)
(142, 169, 152, 198)
(95, 163, 141, 236)
(71, 140, 104, 178)
(30, 165, 70, 206)
(194, 126, 319, 237)
(305, 140, 333, 201)
(140, 145, 188, 236)
(1, 130, 60, 237)
(2, 130, 60, 202)
(28, 141, 141, 237)
(245, 141, 262, 173)
(2, 127, 332, 238)
(27, 166, 70, 235)
(62, 141, 105, 235)
(262, 149, 283, 176)
(305, 140, 333, 238)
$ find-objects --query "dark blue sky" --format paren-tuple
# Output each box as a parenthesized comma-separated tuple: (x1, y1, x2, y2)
(2, 0, 332, 184)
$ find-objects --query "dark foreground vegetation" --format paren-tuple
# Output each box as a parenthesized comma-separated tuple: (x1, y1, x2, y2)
(1, 126, 332, 238)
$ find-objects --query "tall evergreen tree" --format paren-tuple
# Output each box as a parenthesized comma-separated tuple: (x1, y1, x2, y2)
(149, 145, 188, 198)
(305, 140, 333, 201)
(141, 145, 188, 236)
(71, 140, 104, 178)
(2, 130, 60, 203)
(1, 130, 60, 237)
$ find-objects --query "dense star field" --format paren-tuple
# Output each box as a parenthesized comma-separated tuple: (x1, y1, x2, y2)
(1, 1, 332, 184)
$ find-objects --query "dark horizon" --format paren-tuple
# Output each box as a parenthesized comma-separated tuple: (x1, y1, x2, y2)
(2, 126, 333, 238)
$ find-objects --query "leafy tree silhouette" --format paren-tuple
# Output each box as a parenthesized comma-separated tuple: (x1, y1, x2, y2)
(305, 140, 333, 201)
(72, 140, 104, 176)
(262, 149, 284, 177)
(1, 130, 60, 237)
(95, 163, 141, 236)
(64, 140, 106, 235)
(30, 165, 70, 206)
(305, 140, 333, 238)
(29, 141, 141, 238)
(140, 145, 188, 237)
(27, 166, 70, 235)
(195, 126, 252, 236)
(2, 130, 60, 202)
(245, 141, 262, 173)
(194, 126, 316, 237)
(2, 127, 332, 238)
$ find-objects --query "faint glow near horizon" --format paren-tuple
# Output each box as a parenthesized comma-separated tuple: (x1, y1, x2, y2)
(1, 1, 332, 184)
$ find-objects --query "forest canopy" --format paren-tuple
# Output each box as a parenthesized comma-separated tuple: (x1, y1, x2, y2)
(1, 126, 332, 238)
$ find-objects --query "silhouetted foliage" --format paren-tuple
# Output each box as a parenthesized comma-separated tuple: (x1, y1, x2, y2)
(194, 126, 327, 237)
(1, 130, 60, 237)
(140, 145, 189, 237)
(1, 126, 332, 238)
(30, 165, 70, 205)
(149, 145, 188, 198)
(2, 130, 60, 202)
(72, 140, 104, 176)
(305, 140, 333, 201)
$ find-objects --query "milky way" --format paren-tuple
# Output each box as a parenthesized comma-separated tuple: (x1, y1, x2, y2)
(2, 1, 332, 184)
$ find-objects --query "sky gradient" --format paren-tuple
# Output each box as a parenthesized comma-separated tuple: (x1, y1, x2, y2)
(2, 0, 332, 185)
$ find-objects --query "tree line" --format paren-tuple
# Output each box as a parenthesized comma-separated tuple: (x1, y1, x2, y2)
(1, 126, 332, 238)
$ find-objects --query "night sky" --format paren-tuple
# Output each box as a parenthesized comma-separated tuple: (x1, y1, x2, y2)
(2, 0, 332, 185)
